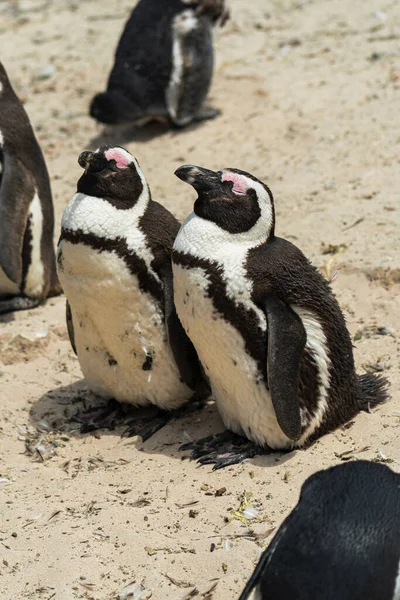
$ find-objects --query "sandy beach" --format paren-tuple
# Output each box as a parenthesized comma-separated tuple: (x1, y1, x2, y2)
(0, 0, 399, 598)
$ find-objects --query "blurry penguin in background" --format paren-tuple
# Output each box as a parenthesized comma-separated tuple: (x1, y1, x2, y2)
(238, 461, 400, 600)
(90, 0, 229, 128)
(0, 61, 61, 314)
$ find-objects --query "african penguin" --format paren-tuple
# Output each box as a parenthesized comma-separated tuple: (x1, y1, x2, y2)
(90, 0, 228, 128)
(239, 460, 400, 600)
(0, 61, 61, 314)
(57, 146, 208, 438)
(172, 165, 388, 469)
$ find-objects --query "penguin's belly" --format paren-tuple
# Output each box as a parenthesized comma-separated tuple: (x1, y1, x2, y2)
(58, 240, 190, 408)
(0, 264, 20, 296)
(173, 264, 293, 449)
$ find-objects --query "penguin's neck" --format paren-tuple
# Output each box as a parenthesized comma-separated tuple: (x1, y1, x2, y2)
(62, 187, 150, 241)
(175, 211, 271, 264)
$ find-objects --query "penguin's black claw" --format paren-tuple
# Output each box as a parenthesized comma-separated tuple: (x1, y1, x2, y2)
(72, 399, 125, 433)
(122, 409, 171, 441)
(123, 398, 208, 441)
(180, 430, 237, 456)
(181, 431, 268, 469)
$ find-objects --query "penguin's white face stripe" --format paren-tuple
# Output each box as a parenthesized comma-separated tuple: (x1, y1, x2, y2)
(24, 191, 45, 297)
(0, 128, 3, 146)
(221, 171, 274, 227)
(292, 307, 331, 443)
(0, 81, 2, 94)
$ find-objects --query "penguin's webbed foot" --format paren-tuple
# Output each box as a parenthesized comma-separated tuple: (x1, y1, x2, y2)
(0, 295, 41, 315)
(72, 398, 126, 433)
(194, 106, 221, 122)
(123, 397, 208, 440)
(180, 431, 268, 470)
(122, 407, 171, 441)
(72, 396, 208, 441)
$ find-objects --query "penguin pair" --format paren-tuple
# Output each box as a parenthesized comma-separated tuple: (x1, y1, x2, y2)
(238, 460, 400, 600)
(59, 148, 388, 451)
(0, 62, 60, 314)
(90, 0, 229, 128)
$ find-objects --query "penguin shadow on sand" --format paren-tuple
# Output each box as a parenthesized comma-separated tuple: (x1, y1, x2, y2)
(0, 312, 16, 325)
(29, 383, 288, 470)
(88, 116, 215, 149)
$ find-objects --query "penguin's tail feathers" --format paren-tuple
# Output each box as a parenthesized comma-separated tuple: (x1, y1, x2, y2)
(357, 373, 389, 412)
(89, 90, 142, 125)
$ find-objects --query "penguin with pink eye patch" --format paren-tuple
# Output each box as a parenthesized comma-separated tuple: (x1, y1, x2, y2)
(172, 165, 388, 469)
(57, 146, 209, 438)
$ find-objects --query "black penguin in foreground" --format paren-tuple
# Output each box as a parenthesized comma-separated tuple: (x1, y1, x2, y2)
(0, 61, 61, 314)
(239, 461, 400, 600)
(57, 146, 209, 438)
(90, 0, 229, 128)
(172, 165, 388, 469)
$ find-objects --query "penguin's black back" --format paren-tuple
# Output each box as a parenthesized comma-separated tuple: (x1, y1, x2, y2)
(0, 61, 60, 297)
(240, 461, 400, 600)
(0, 62, 51, 201)
(247, 236, 387, 436)
(107, 0, 187, 106)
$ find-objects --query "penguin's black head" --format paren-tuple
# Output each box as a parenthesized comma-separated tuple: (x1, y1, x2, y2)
(175, 165, 275, 236)
(77, 145, 147, 205)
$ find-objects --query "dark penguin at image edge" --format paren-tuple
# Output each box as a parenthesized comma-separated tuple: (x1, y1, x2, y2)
(90, 0, 229, 128)
(0, 61, 61, 314)
(172, 165, 389, 469)
(238, 461, 400, 600)
(57, 145, 209, 439)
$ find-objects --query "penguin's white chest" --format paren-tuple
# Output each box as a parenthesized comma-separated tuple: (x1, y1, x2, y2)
(173, 262, 293, 449)
(58, 240, 190, 408)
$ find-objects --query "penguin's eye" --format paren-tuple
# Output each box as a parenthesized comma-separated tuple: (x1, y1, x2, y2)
(221, 172, 248, 196)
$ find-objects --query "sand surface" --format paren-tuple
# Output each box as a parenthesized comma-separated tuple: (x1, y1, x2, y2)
(1, 0, 399, 598)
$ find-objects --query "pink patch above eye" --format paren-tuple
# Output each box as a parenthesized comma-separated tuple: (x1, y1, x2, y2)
(221, 172, 248, 195)
(104, 148, 131, 169)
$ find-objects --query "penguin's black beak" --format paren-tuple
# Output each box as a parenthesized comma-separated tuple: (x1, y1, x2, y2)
(78, 151, 94, 171)
(78, 150, 115, 175)
(175, 165, 221, 192)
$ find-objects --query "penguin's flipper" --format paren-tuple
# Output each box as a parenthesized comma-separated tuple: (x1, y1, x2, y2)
(161, 264, 210, 397)
(66, 300, 77, 355)
(0, 153, 35, 285)
(263, 294, 306, 441)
